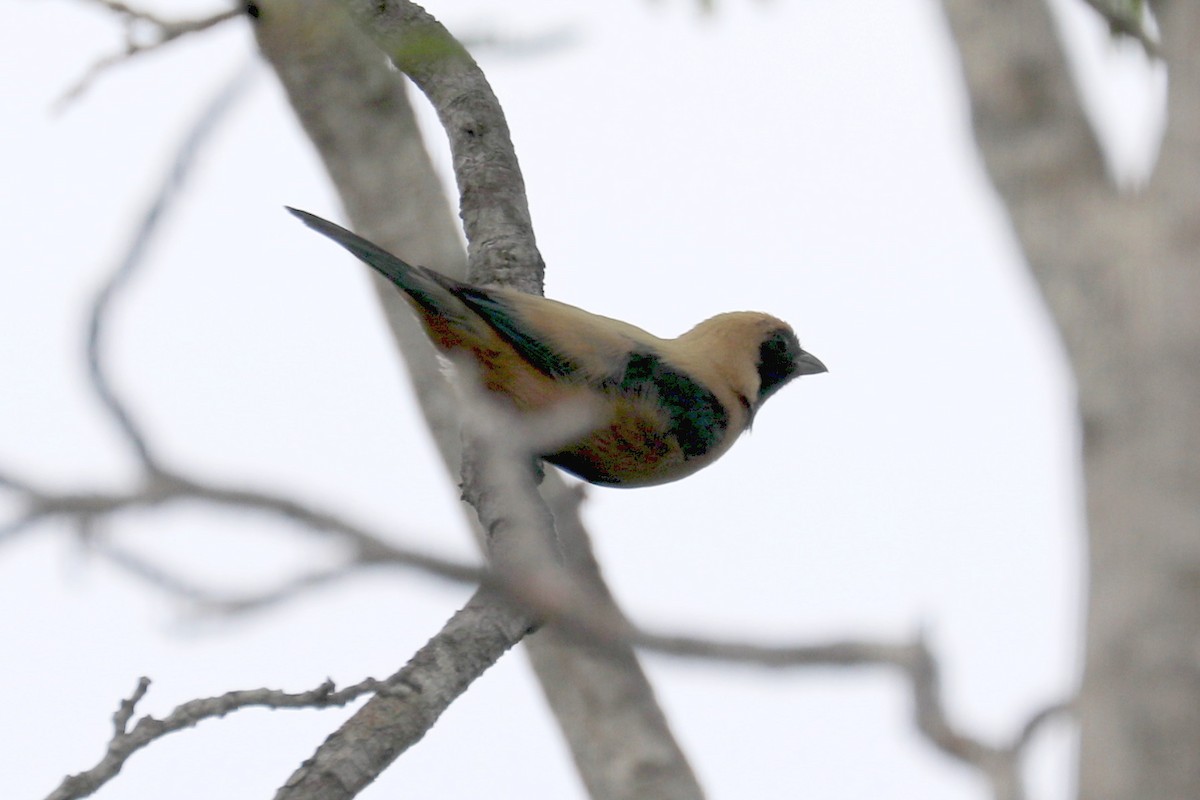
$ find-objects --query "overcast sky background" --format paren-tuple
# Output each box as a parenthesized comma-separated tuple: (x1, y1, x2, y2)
(1, 1, 1164, 798)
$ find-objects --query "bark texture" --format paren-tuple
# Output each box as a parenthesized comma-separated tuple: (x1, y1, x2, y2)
(340, 0, 545, 293)
(273, 590, 533, 800)
(253, 3, 704, 798)
(940, 2, 1200, 798)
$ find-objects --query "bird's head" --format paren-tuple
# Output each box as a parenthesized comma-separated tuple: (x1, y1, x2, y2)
(754, 322, 827, 405)
(679, 312, 826, 424)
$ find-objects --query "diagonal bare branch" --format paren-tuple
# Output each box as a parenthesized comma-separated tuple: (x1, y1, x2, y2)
(274, 380, 564, 798)
(272, 587, 534, 800)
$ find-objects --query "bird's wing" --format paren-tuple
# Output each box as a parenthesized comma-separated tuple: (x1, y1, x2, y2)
(287, 209, 719, 430)
(438, 284, 581, 379)
(476, 290, 731, 458)
(289, 207, 587, 379)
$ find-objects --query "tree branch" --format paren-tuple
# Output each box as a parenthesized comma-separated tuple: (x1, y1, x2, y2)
(937, 1, 1193, 796)
(46, 577, 1071, 800)
(46, 675, 382, 800)
(273, 587, 533, 800)
(59, 1, 244, 108)
(2, 469, 485, 586)
(939, 0, 1125, 378)
(339, 0, 545, 293)
(273, 382, 567, 799)
(95, 536, 380, 616)
(82, 58, 256, 473)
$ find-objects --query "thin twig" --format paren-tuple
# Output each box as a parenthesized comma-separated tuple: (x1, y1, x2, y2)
(57, 2, 243, 108)
(76, 495, 1074, 800)
(631, 631, 920, 669)
(13, 461, 1072, 798)
(96, 540, 236, 606)
(46, 675, 382, 800)
(11, 472, 485, 588)
(48, 582, 1072, 800)
(112, 677, 150, 735)
(83, 60, 255, 474)
(15, 452, 1070, 800)
(204, 564, 370, 615)
(1010, 698, 1074, 754)
(908, 633, 990, 765)
(96, 537, 374, 616)
(0, 467, 48, 543)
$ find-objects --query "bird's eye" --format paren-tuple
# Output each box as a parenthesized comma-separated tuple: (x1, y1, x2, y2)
(756, 328, 802, 404)
(736, 393, 752, 411)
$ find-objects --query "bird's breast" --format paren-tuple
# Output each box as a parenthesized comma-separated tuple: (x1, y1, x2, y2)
(543, 351, 735, 487)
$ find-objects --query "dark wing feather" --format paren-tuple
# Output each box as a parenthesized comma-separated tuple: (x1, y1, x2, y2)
(286, 207, 453, 316)
(448, 287, 579, 378)
(289, 207, 581, 379)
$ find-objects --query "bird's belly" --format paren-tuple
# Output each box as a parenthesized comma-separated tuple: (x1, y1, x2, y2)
(543, 400, 718, 488)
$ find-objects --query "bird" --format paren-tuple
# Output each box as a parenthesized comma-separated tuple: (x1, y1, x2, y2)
(288, 207, 826, 488)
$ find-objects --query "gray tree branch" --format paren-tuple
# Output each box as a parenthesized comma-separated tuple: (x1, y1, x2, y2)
(46, 676, 382, 800)
(43, 554, 1070, 800)
(338, 0, 545, 294)
(272, 587, 535, 800)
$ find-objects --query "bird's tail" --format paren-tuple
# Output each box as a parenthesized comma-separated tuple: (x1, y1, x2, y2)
(285, 206, 452, 315)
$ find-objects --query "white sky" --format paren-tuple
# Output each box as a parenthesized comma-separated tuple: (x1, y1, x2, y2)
(0, 1, 1164, 798)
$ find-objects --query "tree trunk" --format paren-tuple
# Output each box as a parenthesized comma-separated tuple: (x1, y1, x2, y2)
(940, 1, 1200, 797)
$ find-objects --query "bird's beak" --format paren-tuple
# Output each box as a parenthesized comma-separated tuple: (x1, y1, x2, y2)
(794, 349, 828, 376)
